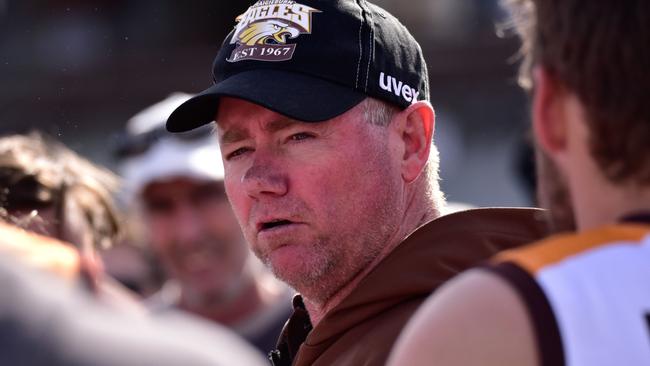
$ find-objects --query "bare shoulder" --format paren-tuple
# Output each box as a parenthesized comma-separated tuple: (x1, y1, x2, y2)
(388, 268, 539, 366)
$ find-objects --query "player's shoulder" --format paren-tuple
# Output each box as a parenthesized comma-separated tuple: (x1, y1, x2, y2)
(388, 268, 539, 366)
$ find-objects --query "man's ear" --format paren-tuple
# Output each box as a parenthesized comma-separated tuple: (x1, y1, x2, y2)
(532, 66, 568, 162)
(395, 101, 435, 183)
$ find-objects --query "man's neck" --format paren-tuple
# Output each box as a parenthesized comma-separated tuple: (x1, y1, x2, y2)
(303, 236, 400, 326)
(305, 190, 439, 326)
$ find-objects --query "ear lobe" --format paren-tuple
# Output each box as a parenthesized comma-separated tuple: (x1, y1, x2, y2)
(532, 66, 568, 158)
(399, 101, 435, 183)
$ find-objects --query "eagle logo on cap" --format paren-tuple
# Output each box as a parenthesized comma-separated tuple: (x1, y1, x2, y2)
(227, 1, 320, 63)
(237, 20, 301, 46)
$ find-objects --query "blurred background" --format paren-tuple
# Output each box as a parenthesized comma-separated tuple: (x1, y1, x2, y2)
(0, 0, 535, 207)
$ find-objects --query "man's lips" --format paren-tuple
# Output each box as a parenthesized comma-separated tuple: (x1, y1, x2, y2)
(255, 220, 307, 252)
(255, 218, 296, 233)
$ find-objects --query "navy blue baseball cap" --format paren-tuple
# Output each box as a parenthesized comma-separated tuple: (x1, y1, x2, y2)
(167, 0, 430, 132)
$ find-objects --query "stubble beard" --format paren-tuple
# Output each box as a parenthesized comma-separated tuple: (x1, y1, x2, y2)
(248, 188, 399, 306)
(253, 191, 400, 305)
(269, 234, 340, 303)
(270, 230, 389, 305)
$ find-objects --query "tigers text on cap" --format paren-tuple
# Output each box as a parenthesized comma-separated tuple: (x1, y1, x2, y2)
(167, 0, 430, 133)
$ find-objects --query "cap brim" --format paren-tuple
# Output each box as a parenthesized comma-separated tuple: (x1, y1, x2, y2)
(166, 69, 366, 132)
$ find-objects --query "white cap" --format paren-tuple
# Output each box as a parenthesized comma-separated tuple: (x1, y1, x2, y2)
(119, 93, 224, 198)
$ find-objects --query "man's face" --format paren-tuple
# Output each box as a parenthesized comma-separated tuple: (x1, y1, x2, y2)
(216, 97, 404, 303)
(141, 178, 249, 303)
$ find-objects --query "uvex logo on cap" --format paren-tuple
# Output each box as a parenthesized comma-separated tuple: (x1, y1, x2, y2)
(227, 0, 320, 63)
(379, 72, 420, 104)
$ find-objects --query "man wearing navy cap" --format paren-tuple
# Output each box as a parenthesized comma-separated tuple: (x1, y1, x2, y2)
(167, 1, 548, 365)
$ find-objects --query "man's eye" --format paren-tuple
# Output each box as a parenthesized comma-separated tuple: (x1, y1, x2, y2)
(226, 147, 251, 160)
(289, 132, 314, 141)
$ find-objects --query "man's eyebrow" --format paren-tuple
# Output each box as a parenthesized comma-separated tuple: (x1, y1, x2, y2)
(219, 119, 302, 144)
(219, 128, 249, 144)
(264, 119, 299, 133)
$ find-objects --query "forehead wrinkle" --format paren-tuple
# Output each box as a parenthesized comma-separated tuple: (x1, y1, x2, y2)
(263, 118, 300, 133)
(219, 117, 304, 144)
(219, 127, 249, 145)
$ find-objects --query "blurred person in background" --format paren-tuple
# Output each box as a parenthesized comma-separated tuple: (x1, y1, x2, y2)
(116, 92, 293, 354)
(388, 1, 650, 365)
(101, 236, 165, 298)
(102, 203, 167, 298)
(0, 132, 267, 365)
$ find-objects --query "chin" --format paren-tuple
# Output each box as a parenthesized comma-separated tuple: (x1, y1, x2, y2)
(272, 257, 337, 299)
(267, 244, 315, 275)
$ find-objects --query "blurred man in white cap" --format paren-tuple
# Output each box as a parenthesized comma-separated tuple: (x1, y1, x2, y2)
(116, 93, 293, 355)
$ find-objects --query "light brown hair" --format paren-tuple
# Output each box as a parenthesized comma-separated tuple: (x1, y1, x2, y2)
(0, 132, 121, 251)
(503, 0, 650, 184)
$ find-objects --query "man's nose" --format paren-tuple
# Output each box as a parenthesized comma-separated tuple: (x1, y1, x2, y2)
(242, 155, 288, 199)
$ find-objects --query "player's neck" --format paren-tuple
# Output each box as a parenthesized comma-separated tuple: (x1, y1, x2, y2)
(577, 195, 650, 231)
(574, 181, 650, 231)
